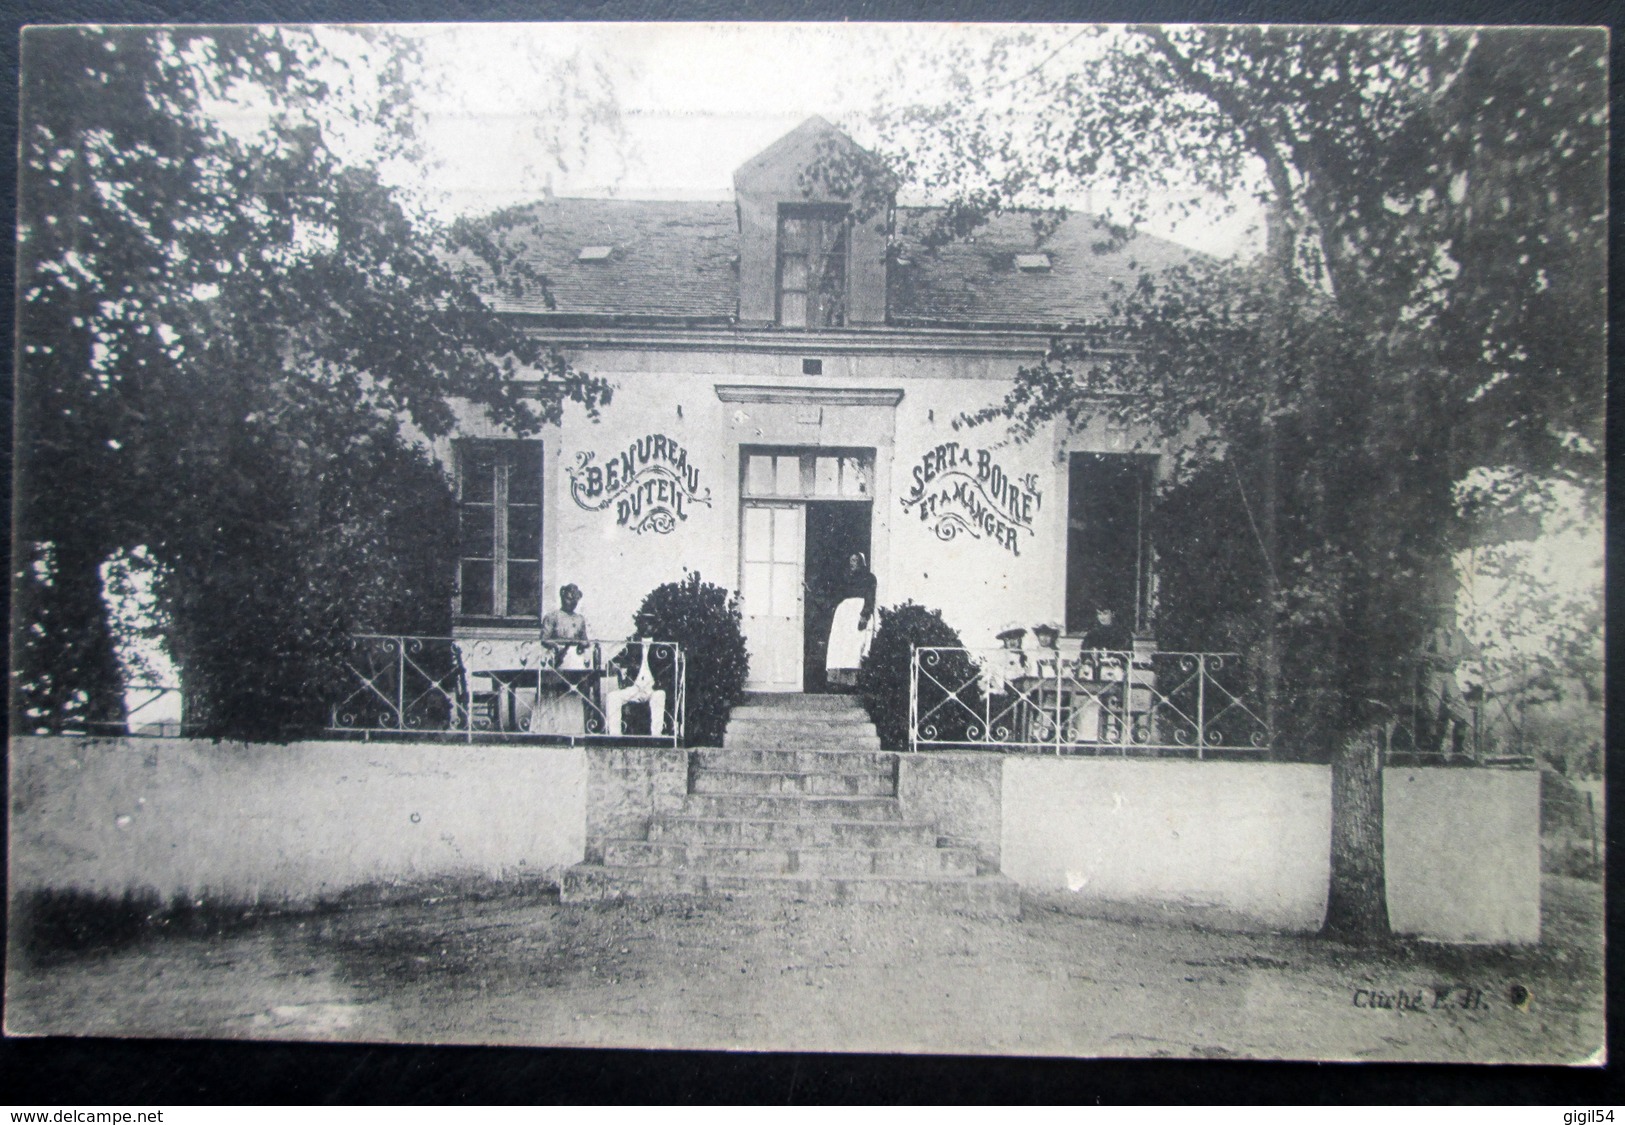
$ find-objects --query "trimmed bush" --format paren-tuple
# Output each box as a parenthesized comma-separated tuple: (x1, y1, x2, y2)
(631, 572, 750, 746)
(857, 602, 983, 751)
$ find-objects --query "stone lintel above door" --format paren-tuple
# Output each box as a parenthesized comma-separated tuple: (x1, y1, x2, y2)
(714, 384, 904, 407)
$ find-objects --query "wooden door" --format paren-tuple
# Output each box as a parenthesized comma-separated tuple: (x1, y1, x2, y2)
(741, 501, 804, 691)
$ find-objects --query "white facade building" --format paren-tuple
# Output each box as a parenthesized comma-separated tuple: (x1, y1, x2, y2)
(446, 118, 1192, 692)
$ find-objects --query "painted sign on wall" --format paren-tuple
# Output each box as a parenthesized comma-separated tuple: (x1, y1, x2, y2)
(900, 441, 1042, 556)
(569, 435, 712, 534)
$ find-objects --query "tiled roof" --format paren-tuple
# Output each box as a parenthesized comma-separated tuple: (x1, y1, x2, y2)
(889, 207, 1198, 327)
(473, 197, 1198, 328)
(473, 198, 740, 319)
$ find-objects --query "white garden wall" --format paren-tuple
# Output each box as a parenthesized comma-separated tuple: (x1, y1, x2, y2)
(1384, 767, 1541, 943)
(9, 736, 587, 903)
(11, 737, 1540, 943)
(1000, 758, 1333, 931)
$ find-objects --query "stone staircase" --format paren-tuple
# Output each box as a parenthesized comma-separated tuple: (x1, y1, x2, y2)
(561, 694, 1019, 916)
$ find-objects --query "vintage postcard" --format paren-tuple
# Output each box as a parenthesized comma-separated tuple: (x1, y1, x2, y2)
(7, 21, 1605, 1064)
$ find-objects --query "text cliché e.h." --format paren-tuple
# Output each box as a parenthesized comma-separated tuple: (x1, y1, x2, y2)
(900, 442, 1041, 556)
(568, 435, 712, 535)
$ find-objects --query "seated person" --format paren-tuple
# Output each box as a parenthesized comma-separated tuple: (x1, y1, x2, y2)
(605, 615, 674, 737)
(540, 583, 592, 669)
(984, 624, 1030, 693)
(528, 583, 592, 734)
(1081, 606, 1132, 652)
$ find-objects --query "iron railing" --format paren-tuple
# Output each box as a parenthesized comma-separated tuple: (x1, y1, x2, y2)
(909, 644, 1271, 756)
(1378, 663, 1533, 768)
(123, 680, 184, 736)
(327, 634, 686, 746)
(45, 680, 188, 738)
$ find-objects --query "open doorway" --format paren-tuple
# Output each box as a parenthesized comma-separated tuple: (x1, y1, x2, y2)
(802, 501, 872, 692)
(1065, 452, 1154, 642)
(740, 447, 875, 692)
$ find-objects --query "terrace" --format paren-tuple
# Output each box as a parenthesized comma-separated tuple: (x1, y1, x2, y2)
(89, 633, 1531, 771)
(327, 634, 687, 746)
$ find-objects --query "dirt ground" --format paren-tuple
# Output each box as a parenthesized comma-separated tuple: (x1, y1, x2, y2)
(5, 875, 1603, 1063)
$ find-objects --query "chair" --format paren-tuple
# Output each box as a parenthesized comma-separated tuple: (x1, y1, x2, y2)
(453, 638, 542, 732)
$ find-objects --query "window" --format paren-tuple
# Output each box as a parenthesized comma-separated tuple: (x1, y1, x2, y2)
(743, 448, 872, 500)
(457, 441, 542, 620)
(777, 205, 848, 328)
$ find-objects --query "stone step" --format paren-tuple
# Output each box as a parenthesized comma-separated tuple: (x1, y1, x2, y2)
(601, 838, 978, 878)
(738, 692, 862, 712)
(727, 710, 873, 729)
(647, 815, 940, 848)
(723, 724, 881, 750)
(722, 737, 884, 754)
(694, 747, 897, 774)
(560, 864, 1021, 918)
(691, 768, 895, 797)
(681, 793, 902, 821)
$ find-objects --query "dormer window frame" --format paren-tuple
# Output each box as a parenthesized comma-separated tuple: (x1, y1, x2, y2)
(776, 202, 850, 330)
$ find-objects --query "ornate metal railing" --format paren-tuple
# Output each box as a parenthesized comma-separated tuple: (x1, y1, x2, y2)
(909, 644, 1270, 756)
(1378, 662, 1532, 768)
(327, 634, 686, 746)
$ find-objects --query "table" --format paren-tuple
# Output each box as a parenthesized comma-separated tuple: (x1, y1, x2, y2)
(481, 667, 602, 734)
(1009, 656, 1154, 746)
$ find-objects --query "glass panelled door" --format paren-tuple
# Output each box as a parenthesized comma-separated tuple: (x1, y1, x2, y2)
(741, 447, 875, 692)
(741, 501, 805, 691)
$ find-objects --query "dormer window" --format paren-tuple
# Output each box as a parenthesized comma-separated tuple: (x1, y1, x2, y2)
(777, 204, 848, 328)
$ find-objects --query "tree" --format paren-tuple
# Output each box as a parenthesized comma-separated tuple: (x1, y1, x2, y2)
(15, 26, 614, 739)
(873, 26, 1605, 939)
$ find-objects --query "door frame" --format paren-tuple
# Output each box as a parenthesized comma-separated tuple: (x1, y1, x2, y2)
(737, 446, 877, 691)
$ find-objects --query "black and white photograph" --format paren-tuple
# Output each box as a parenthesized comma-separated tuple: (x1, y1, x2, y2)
(5, 19, 1606, 1067)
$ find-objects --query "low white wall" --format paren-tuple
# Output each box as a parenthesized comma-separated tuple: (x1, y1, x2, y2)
(9, 736, 587, 904)
(1001, 758, 1332, 931)
(12, 738, 1539, 943)
(1385, 767, 1540, 943)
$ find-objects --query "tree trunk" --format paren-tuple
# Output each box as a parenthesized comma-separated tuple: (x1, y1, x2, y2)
(1322, 724, 1391, 941)
(1259, 410, 1280, 744)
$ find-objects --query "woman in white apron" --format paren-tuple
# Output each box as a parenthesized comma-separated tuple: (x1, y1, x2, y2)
(824, 553, 876, 689)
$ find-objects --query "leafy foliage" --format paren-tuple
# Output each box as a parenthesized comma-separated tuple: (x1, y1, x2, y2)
(1145, 457, 1272, 708)
(874, 26, 1604, 937)
(630, 573, 750, 747)
(878, 26, 1603, 746)
(1456, 479, 1603, 772)
(14, 26, 614, 738)
(856, 602, 980, 752)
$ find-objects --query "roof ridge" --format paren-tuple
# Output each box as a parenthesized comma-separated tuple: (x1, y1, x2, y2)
(500, 196, 734, 209)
